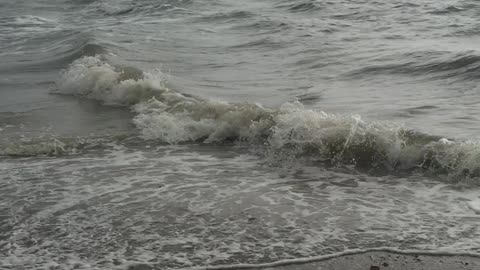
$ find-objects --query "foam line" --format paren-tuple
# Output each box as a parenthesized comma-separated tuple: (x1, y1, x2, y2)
(183, 248, 480, 270)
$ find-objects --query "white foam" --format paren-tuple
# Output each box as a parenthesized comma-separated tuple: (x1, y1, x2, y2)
(3, 141, 480, 269)
(132, 97, 273, 143)
(467, 199, 480, 214)
(55, 56, 169, 105)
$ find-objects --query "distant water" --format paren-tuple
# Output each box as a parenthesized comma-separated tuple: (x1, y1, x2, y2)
(2, 0, 480, 269)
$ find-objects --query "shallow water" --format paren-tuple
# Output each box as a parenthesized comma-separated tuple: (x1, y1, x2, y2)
(3, 144, 480, 269)
(1, 0, 480, 269)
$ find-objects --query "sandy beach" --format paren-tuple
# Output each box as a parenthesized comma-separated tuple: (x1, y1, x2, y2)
(267, 251, 480, 270)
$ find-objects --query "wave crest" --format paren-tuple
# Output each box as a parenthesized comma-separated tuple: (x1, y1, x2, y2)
(55, 56, 166, 105)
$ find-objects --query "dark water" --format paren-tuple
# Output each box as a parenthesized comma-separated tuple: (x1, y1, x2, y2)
(2, 0, 480, 269)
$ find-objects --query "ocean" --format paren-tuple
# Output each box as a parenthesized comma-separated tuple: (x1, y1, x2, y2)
(1, 0, 480, 269)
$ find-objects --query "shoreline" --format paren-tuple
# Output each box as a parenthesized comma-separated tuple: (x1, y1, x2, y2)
(184, 249, 480, 270)
(268, 251, 480, 270)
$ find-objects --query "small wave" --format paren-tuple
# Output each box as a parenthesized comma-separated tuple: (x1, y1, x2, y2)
(393, 3, 420, 8)
(76, 42, 109, 57)
(54, 56, 480, 183)
(195, 10, 255, 23)
(0, 28, 110, 73)
(52, 37, 109, 68)
(347, 51, 480, 80)
(1, 138, 86, 157)
(127, 0, 193, 16)
(44, 33, 110, 66)
(34, 40, 109, 71)
(55, 56, 165, 104)
(0, 133, 136, 157)
(229, 37, 286, 50)
(294, 92, 322, 105)
(49, 37, 110, 65)
(429, 6, 464, 15)
(70, 0, 97, 4)
(99, 3, 135, 16)
(231, 20, 290, 35)
(0, 15, 60, 40)
(276, 1, 323, 13)
(13, 15, 58, 27)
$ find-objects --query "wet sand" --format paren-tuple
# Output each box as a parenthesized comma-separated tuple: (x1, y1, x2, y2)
(267, 251, 480, 270)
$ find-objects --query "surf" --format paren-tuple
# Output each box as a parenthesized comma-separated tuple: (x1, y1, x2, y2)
(44, 56, 480, 183)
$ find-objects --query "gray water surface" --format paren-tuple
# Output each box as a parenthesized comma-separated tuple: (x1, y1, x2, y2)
(2, 0, 480, 269)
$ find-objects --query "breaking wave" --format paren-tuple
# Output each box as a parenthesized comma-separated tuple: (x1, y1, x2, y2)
(53, 56, 480, 182)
